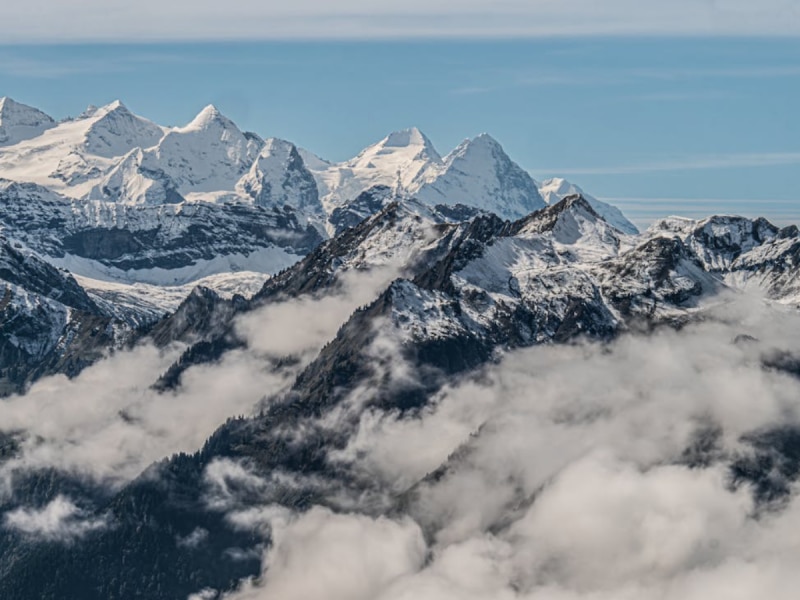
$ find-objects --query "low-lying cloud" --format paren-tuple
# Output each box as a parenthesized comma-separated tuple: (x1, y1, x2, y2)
(0, 266, 400, 496)
(220, 295, 800, 599)
(4, 495, 108, 543)
(226, 507, 426, 600)
(0, 344, 293, 491)
(235, 267, 401, 360)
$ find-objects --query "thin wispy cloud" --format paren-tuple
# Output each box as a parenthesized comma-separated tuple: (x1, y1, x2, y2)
(2, 1, 800, 42)
(626, 65, 800, 80)
(626, 90, 733, 102)
(598, 197, 800, 229)
(509, 64, 800, 89)
(448, 62, 800, 97)
(449, 86, 496, 96)
(0, 51, 292, 80)
(541, 152, 800, 176)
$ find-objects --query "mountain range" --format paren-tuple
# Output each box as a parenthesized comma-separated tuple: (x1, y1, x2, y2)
(0, 97, 641, 392)
(0, 97, 799, 599)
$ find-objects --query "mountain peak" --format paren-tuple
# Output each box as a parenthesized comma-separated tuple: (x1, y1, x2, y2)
(536, 177, 639, 235)
(78, 100, 128, 120)
(361, 127, 441, 165)
(541, 193, 600, 220)
(451, 133, 504, 157)
(185, 104, 229, 130)
(0, 97, 53, 122)
(99, 99, 127, 112)
(411, 132, 545, 220)
(0, 97, 24, 114)
(513, 194, 614, 243)
(471, 132, 502, 147)
(262, 137, 295, 153)
(145, 103, 262, 193)
(382, 127, 434, 149)
(237, 137, 321, 213)
(0, 97, 56, 146)
(82, 101, 164, 158)
(538, 177, 570, 195)
(199, 103, 220, 117)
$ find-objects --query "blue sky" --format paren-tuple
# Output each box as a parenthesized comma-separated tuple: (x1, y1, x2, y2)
(1, 8, 799, 227)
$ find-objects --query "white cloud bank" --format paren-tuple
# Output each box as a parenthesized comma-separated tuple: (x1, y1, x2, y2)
(0, 267, 397, 494)
(3, 495, 108, 543)
(543, 152, 800, 177)
(219, 296, 800, 600)
(3, 1, 800, 42)
(225, 507, 426, 600)
(0, 343, 290, 492)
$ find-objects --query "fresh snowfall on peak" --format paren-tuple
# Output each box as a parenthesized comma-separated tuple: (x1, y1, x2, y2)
(0, 98, 629, 291)
(0, 97, 56, 146)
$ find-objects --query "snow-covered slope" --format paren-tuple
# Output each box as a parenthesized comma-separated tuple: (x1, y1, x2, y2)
(0, 97, 636, 260)
(538, 177, 639, 235)
(308, 127, 440, 214)
(2, 186, 800, 599)
(647, 214, 800, 304)
(0, 235, 135, 395)
(0, 97, 56, 146)
(88, 148, 184, 205)
(0, 100, 165, 197)
(76, 270, 269, 325)
(236, 138, 322, 215)
(378, 196, 712, 355)
(415, 133, 546, 219)
(0, 180, 320, 286)
(0, 97, 692, 355)
(142, 104, 262, 194)
(304, 129, 546, 225)
(80, 101, 164, 159)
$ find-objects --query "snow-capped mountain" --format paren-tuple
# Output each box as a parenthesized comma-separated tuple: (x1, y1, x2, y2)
(305, 128, 546, 228)
(537, 177, 639, 235)
(236, 138, 322, 215)
(0, 99, 573, 290)
(87, 104, 264, 206)
(0, 98, 596, 227)
(308, 127, 441, 214)
(88, 147, 183, 206)
(144, 194, 799, 400)
(0, 97, 56, 146)
(0, 234, 134, 395)
(647, 213, 800, 304)
(0, 98, 791, 391)
(0, 180, 320, 286)
(79, 101, 164, 159)
(0, 100, 166, 198)
(414, 133, 546, 219)
(141, 104, 262, 194)
(0, 97, 631, 334)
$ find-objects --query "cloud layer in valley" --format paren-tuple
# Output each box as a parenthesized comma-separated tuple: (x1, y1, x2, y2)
(217, 295, 800, 600)
(0, 266, 399, 495)
(3, 495, 108, 543)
